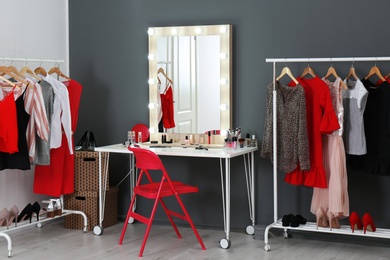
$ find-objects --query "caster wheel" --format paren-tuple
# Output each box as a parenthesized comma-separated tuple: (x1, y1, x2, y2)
(246, 225, 255, 235)
(36, 222, 42, 228)
(128, 217, 135, 224)
(93, 225, 104, 236)
(264, 244, 271, 251)
(219, 238, 231, 249)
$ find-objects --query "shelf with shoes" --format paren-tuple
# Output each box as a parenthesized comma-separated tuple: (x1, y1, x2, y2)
(268, 219, 390, 239)
(0, 199, 88, 258)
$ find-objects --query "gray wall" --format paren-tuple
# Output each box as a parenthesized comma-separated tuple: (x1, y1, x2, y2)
(69, 0, 390, 230)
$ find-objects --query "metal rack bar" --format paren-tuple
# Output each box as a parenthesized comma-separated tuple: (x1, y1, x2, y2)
(266, 57, 390, 63)
(1, 57, 64, 64)
(263, 56, 390, 252)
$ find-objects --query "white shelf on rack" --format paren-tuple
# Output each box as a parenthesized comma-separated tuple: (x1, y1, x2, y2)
(269, 219, 390, 239)
(0, 209, 87, 258)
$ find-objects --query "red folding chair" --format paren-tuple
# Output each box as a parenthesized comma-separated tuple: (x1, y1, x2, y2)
(119, 147, 206, 257)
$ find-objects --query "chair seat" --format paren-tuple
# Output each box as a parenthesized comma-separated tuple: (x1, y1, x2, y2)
(134, 181, 198, 199)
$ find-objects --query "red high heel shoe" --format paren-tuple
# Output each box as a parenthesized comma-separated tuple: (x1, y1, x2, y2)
(362, 213, 376, 234)
(349, 211, 363, 233)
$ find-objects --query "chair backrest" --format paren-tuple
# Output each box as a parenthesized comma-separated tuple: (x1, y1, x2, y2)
(128, 147, 164, 171)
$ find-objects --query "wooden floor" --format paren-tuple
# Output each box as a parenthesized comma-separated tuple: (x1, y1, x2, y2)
(1, 219, 390, 259)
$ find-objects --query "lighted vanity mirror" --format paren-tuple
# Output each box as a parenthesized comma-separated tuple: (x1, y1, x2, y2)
(147, 24, 232, 141)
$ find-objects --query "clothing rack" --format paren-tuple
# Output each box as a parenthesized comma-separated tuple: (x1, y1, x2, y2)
(263, 56, 390, 252)
(0, 57, 85, 258)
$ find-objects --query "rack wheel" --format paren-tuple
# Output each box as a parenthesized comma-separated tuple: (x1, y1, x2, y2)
(93, 225, 104, 236)
(128, 217, 135, 224)
(264, 244, 271, 251)
(245, 225, 255, 235)
(36, 222, 42, 228)
(219, 238, 231, 249)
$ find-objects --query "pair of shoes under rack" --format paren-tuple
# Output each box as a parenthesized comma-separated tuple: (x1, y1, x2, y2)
(44, 199, 62, 218)
(282, 214, 307, 227)
(1, 202, 42, 229)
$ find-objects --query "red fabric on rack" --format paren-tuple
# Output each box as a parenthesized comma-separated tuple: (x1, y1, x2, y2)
(33, 79, 82, 196)
(0, 87, 18, 154)
(284, 76, 340, 188)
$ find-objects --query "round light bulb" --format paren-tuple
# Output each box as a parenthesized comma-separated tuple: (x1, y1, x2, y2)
(195, 27, 202, 34)
(148, 28, 154, 35)
(171, 28, 178, 35)
(220, 78, 227, 85)
(148, 78, 155, 85)
(220, 52, 227, 59)
(220, 26, 227, 33)
(220, 104, 228, 111)
(148, 54, 155, 60)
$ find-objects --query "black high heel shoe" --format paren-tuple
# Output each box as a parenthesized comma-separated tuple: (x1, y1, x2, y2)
(87, 131, 96, 151)
(75, 131, 89, 151)
(32, 202, 41, 221)
(15, 203, 33, 223)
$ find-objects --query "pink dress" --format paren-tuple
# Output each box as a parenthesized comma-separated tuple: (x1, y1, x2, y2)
(311, 77, 349, 218)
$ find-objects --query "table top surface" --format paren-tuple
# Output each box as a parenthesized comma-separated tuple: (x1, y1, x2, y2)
(95, 143, 258, 159)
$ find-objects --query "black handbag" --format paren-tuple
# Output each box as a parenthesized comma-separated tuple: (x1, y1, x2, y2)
(75, 131, 96, 151)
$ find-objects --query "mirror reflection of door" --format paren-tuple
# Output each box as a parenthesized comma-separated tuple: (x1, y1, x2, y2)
(157, 35, 220, 134)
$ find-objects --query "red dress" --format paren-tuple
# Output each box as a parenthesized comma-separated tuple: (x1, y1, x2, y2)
(0, 87, 18, 153)
(284, 76, 340, 188)
(160, 83, 175, 129)
(33, 79, 82, 196)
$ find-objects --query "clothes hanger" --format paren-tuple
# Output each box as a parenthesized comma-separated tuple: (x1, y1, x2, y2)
(364, 64, 385, 82)
(157, 67, 173, 83)
(300, 64, 316, 78)
(345, 63, 359, 81)
(0, 75, 16, 87)
(0, 65, 27, 85)
(324, 65, 347, 89)
(48, 65, 71, 80)
(20, 65, 41, 81)
(34, 65, 47, 77)
(276, 66, 298, 84)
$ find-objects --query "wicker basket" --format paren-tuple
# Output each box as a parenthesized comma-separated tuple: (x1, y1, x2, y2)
(64, 186, 118, 231)
(74, 151, 109, 191)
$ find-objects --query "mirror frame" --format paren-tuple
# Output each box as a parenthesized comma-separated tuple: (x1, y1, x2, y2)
(147, 24, 232, 140)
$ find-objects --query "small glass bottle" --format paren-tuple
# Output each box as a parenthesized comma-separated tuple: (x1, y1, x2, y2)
(138, 132, 142, 144)
(127, 131, 132, 147)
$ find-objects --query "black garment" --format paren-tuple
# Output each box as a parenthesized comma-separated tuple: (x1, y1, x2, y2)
(348, 79, 390, 175)
(0, 88, 31, 170)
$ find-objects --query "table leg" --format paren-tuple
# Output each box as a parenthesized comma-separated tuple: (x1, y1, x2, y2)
(219, 158, 231, 249)
(244, 152, 256, 235)
(94, 151, 109, 235)
(128, 153, 136, 224)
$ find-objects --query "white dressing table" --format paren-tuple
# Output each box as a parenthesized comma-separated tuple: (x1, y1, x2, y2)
(94, 143, 257, 249)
